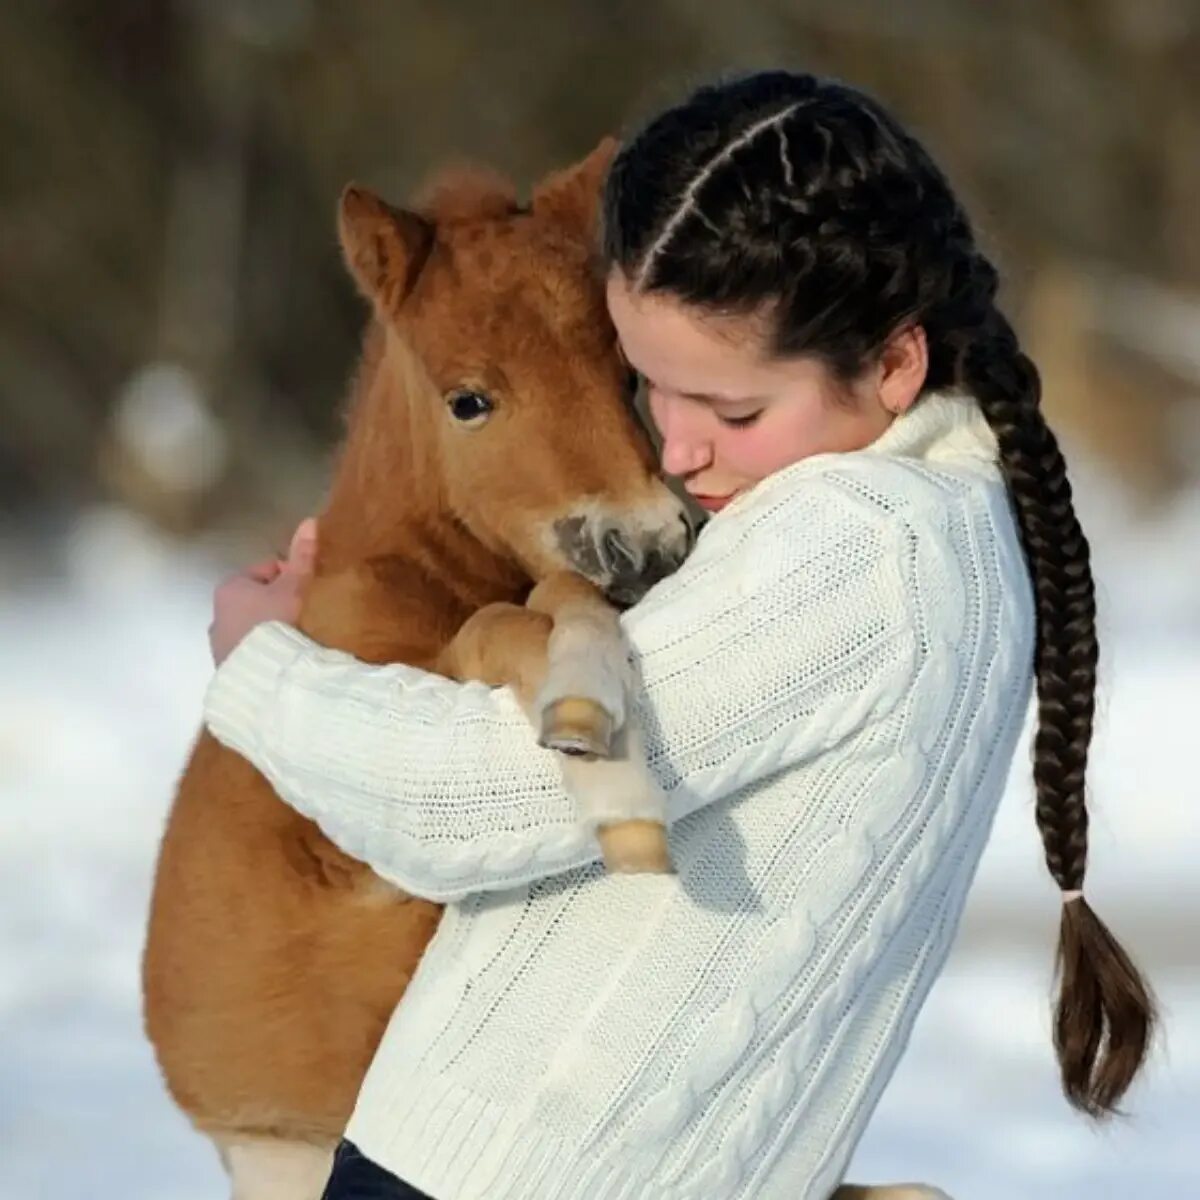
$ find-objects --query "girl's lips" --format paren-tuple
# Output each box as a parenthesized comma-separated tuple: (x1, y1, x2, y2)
(692, 493, 733, 513)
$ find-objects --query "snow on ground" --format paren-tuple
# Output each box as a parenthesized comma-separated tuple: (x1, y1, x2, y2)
(1, 462, 1197, 1199)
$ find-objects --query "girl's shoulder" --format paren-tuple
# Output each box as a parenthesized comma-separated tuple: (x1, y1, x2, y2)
(690, 413, 1028, 625)
(708, 454, 1004, 555)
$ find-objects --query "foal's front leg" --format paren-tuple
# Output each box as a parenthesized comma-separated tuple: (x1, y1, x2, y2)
(440, 573, 671, 874)
(524, 571, 632, 756)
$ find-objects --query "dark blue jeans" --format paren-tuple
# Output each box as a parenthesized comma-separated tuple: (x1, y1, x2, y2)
(321, 1141, 434, 1200)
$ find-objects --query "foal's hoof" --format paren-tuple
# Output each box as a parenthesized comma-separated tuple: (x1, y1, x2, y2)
(597, 820, 673, 875)
(539, 697, 615, 758)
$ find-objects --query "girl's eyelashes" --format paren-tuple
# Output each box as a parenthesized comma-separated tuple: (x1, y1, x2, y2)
(717, 410, 764, 429)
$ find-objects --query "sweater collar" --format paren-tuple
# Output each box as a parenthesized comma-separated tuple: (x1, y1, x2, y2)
(863, 388, 998, 466)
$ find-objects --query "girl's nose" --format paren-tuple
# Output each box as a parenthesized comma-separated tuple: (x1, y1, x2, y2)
(654, 394, 713, 478)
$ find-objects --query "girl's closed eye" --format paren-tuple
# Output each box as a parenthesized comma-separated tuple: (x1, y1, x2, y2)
(717, 410, 764, 429)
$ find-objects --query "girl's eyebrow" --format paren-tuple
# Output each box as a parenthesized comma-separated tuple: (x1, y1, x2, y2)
(679, 388, 763, 405)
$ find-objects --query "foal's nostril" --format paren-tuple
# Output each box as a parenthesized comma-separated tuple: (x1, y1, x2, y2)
(599, 527, 641, 577)
(554, 515, 603, 577)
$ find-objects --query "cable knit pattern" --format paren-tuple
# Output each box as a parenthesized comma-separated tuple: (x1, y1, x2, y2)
(204, 391, 1035, 1200)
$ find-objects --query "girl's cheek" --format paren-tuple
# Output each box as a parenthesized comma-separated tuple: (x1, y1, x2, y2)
(725, 424, 799, 476)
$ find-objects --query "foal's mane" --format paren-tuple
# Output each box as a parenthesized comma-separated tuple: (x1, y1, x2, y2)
(413, 163, 522, 224)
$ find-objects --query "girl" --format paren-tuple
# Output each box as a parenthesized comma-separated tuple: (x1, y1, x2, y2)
(204, 71, 1154, 1200)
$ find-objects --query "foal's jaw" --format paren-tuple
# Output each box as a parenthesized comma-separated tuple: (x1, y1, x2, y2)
(544, 492, 695, 606)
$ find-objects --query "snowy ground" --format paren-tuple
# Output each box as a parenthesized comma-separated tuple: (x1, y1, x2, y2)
(1, 465, 1197, 1199)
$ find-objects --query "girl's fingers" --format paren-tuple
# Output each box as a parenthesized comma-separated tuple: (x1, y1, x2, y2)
(284, 517, 319, 575)
(244, 557, 283, 583)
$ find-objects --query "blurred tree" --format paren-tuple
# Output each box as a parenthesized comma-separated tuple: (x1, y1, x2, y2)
(1, 0, 1197, 528)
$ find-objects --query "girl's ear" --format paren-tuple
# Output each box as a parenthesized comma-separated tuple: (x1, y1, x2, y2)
(877, 325, 929, 415)
(530, 136, 620, 243)
(337, 185, 435, 311)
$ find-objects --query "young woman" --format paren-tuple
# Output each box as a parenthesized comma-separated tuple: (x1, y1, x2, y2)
(204, 71, 1154, 1200)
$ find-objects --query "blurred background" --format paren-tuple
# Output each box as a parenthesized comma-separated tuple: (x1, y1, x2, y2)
(1, 2, 1197, 1197)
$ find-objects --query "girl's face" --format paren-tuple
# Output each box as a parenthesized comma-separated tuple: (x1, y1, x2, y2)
(606, 271, 915, 513)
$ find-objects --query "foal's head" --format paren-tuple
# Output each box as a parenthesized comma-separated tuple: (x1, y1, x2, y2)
(338, 141, 692, 605)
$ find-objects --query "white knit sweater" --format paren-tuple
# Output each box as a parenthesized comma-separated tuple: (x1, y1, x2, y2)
(204, 391, 1035, 1200)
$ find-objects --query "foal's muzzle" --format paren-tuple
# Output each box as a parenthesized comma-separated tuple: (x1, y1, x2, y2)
(553, 506, 696, 607)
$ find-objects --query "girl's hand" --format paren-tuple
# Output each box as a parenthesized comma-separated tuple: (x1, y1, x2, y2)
(209, 518, 318, 666)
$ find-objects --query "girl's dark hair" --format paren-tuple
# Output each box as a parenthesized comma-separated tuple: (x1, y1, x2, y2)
(602, 70, 1154, 1117)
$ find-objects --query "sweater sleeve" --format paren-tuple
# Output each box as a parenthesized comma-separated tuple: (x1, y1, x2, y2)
(203, 476, 921, 901)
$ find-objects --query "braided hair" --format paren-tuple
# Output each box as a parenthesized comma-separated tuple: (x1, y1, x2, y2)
(602, 70, 1154, 1116)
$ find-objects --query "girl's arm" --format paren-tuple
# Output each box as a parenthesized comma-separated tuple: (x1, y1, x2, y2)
(204, 475, 926, 901)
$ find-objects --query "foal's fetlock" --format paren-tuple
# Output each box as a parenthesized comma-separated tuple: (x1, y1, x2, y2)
(536, 604, 630, 748)
(534, 627, 628, 756)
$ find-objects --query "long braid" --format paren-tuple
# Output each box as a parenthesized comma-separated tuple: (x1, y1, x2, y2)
(956, 277, 1155, 1115)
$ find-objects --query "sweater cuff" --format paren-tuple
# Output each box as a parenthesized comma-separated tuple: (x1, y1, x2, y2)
(203, 621, 315, 759)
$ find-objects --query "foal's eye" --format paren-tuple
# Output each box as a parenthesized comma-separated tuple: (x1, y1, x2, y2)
(624, 368, 641, 398)
(447, 390, 494, 426)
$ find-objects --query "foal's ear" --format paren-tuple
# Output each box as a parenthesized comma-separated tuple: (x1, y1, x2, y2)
(337, 185, 435, 309)
(530, 136, 620, 243)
